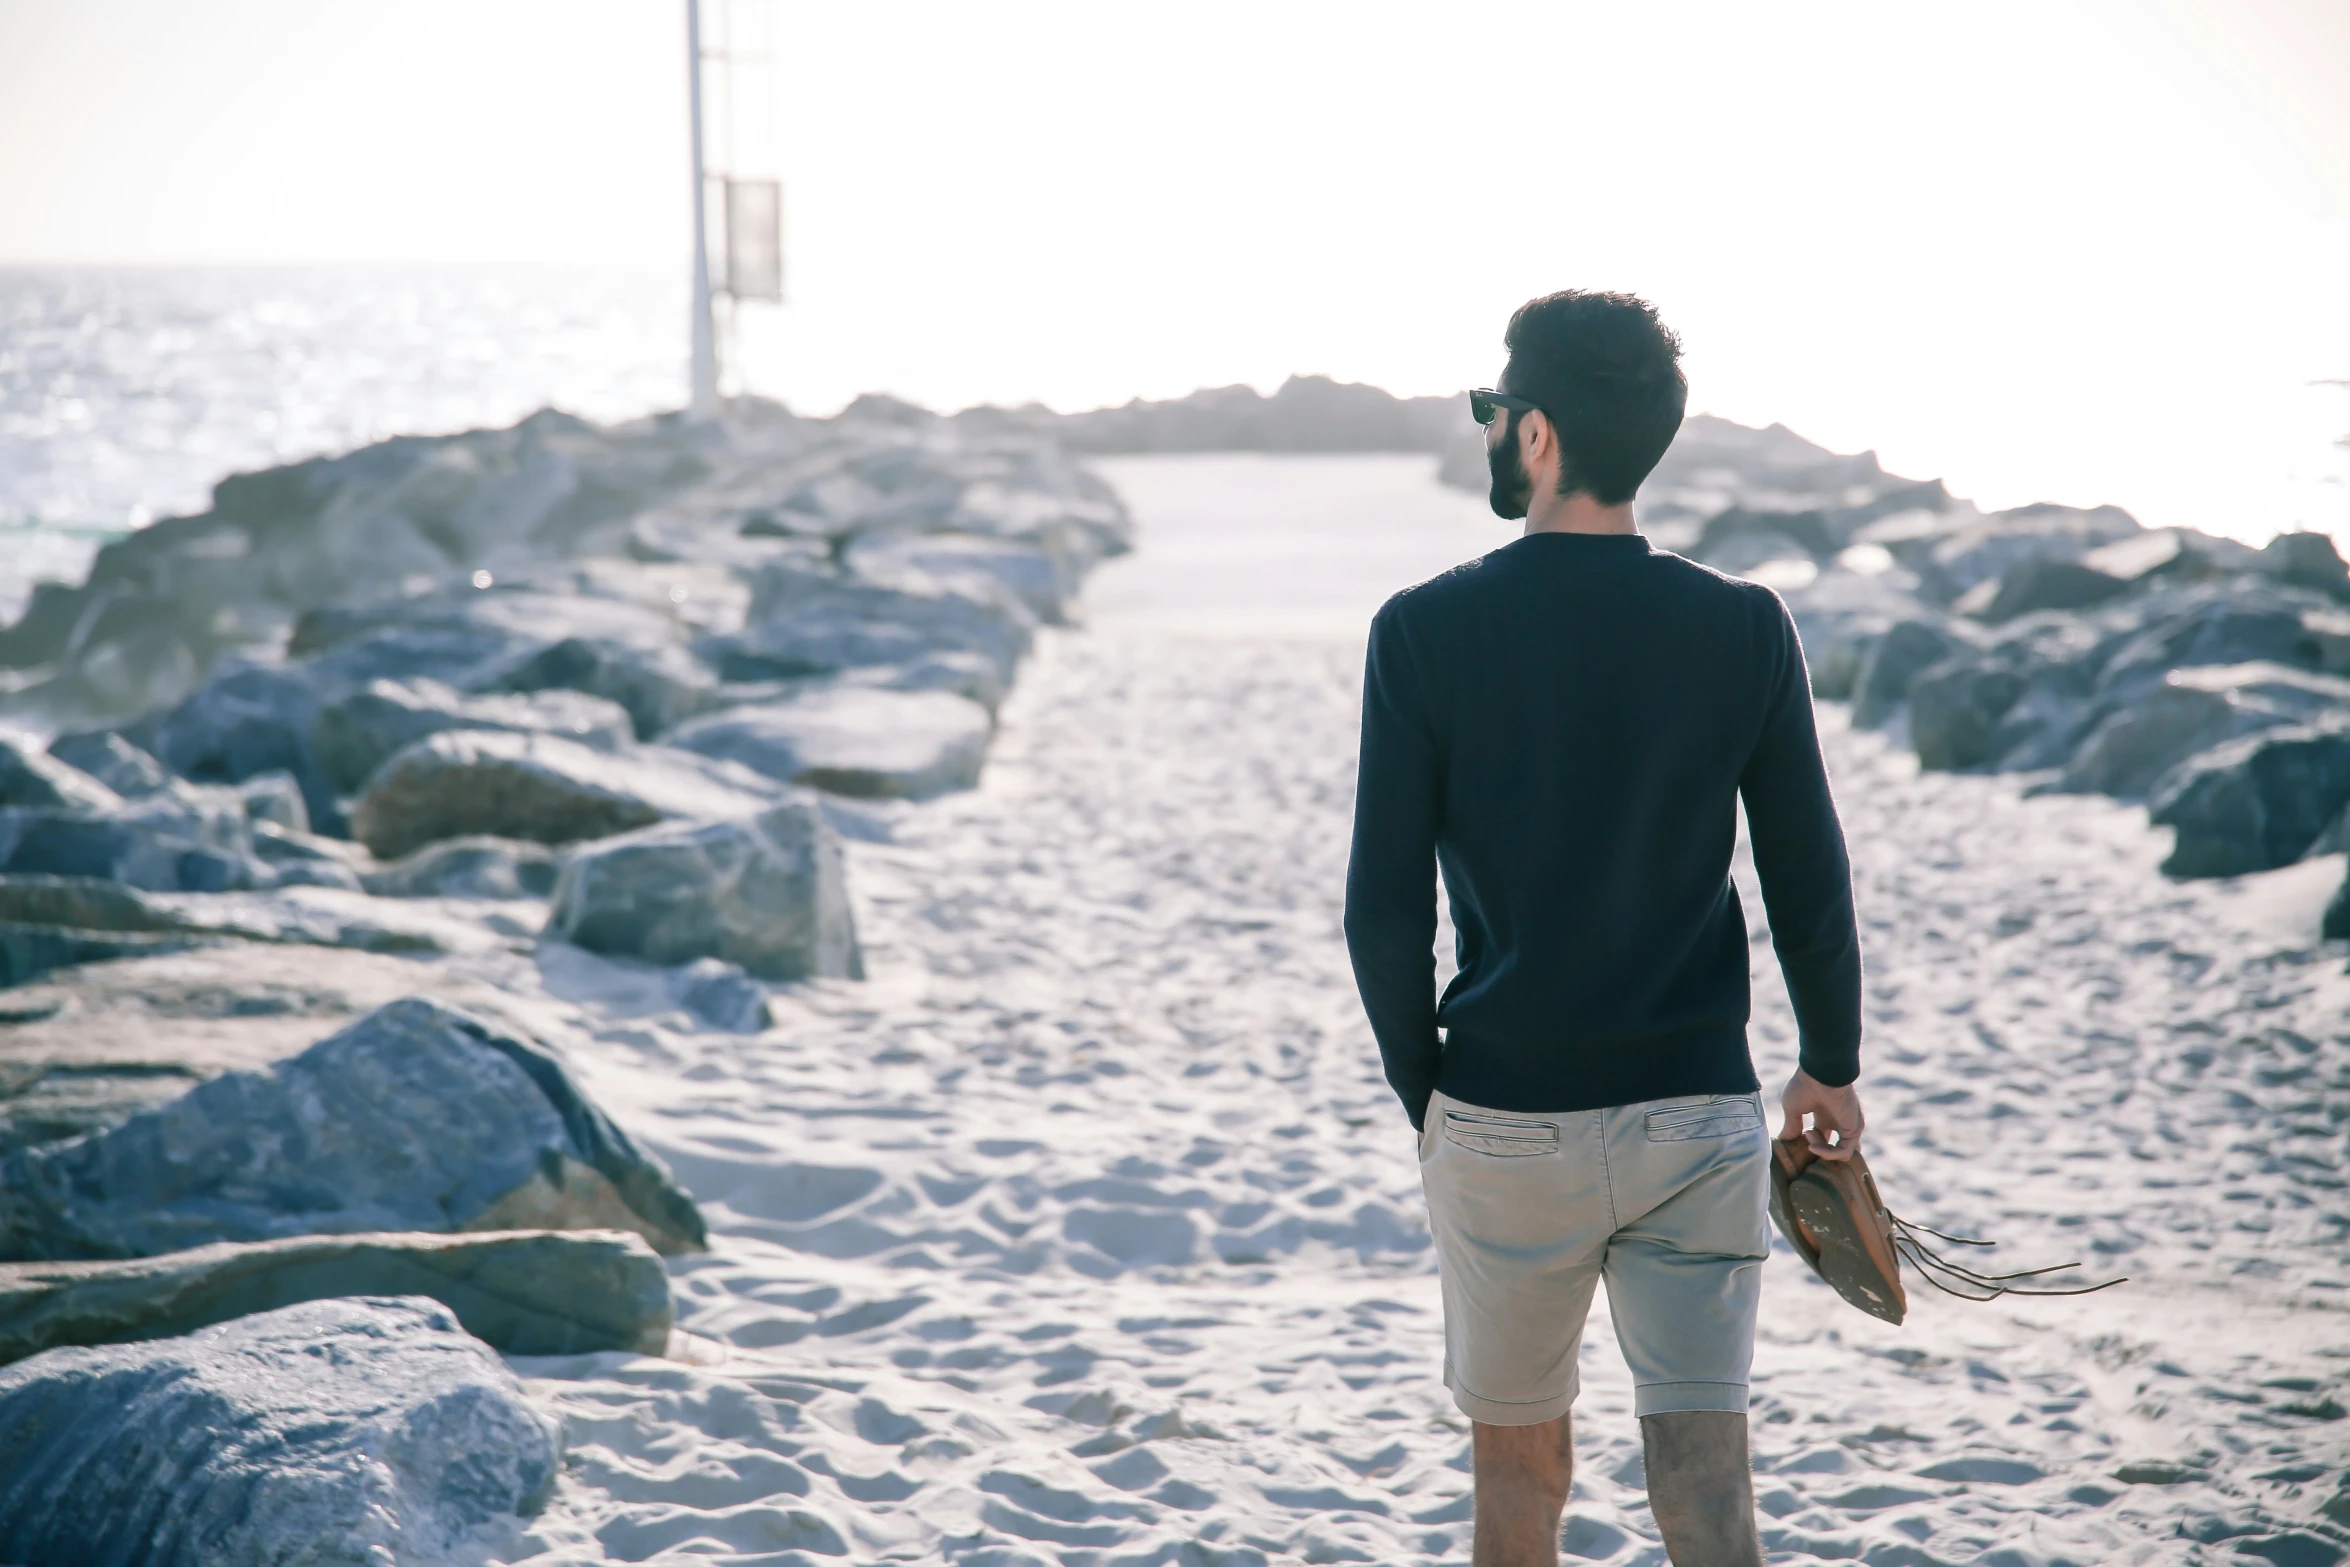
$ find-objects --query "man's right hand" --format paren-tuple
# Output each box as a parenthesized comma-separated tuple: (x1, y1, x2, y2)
(1778, 1069, 1864, 1161)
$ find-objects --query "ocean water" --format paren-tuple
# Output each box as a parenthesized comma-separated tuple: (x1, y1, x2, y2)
(0, 265, 686, 623)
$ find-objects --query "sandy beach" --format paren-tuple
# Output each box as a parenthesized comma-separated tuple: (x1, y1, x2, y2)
(437, 454, 2350, 1565)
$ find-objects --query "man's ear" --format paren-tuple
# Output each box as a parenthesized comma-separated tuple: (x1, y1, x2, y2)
(1520, 408, 1553, 472)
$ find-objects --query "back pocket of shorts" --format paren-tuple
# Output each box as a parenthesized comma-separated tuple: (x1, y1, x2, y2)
(1644, 1095, 1762, 1142)
(1442, 1110, 1560, 1157)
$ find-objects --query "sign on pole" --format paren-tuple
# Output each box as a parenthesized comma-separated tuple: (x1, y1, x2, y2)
(726, 178, 784, 302)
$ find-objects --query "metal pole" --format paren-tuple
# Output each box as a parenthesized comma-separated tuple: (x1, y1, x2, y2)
(685, 0, 719, 418)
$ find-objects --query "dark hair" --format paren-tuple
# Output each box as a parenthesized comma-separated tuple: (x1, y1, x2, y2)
(1500, 291, 1686, 506)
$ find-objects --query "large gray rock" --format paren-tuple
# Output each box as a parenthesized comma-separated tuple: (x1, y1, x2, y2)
(312, 677, 633, 792)
(362, 834, 558, 900)
(551, 800, 862, 981)
(1692, 506, 1835, 570)
(0, 874, 490, 987)
(1908, 660, 2028, 771)
(1774, 566, 1929, 702)
(0, 925, 211, 990)
(1958, 554, 2130, 623)
(2081, 527, 2263, 589)
(670, 957, 772, 1033)
(0, 994, 707, 1260)
(0, 779, 266, 893)
(0, 1295, 561, 1565)
(152, 662, 343, 834)
(1851, 619, 1966, 727)
(2093, 595, 2323, 706)
(236, 768, 311, 831)
(0, 1228, 670, 1366)
(712, 560, 1035, 685)
(489, 632, 719, 740)
(43, 731, 169, 797)
(665, 687, 993, 800)
(845, 530, 1077, 624)
(2325, 862, 2350, 941)
(1916, 503, 2142, 604)
(347, 729, 779, 860)
(0, 737, 120, 813)
(2260, 531, 2350, 596)
(2149, 718, 2350, 878)
(2057, 663, 2350, 800)
(0, 941, 541, 1158)
(0, 876, 363, 993)
(250, 819, 369, 891)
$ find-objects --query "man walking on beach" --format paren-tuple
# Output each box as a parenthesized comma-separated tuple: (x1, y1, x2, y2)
(1344, 291, 1865, 1567)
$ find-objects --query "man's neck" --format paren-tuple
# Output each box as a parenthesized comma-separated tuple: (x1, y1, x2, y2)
(1523, 489, 1638, 538)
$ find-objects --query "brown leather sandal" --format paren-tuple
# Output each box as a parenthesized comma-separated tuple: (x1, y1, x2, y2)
(1769, 1137, 2124, 1325)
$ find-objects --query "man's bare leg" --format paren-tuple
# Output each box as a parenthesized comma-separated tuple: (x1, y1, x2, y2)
(1471, 1414, 1573, 1566)
(1641, 1411, 1763, 1566)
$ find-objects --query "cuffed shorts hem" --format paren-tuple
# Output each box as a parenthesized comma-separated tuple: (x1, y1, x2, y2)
(1445, 1363, 1579, 1426)
(1632, 1379, 1750, 1417)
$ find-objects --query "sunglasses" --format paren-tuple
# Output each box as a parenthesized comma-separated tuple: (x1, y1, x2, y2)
(1469, 388, 1545, 426)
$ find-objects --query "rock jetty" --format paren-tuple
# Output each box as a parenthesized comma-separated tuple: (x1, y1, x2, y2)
(1635, 428, 2350, 902)
(0, 394, 1133, 1555)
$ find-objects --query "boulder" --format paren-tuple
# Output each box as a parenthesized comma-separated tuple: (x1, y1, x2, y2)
(0, 941, 540, 1156)
(250, 820, 369, 891)
(1958, 554, 2130, 623)
(1694, 506, 1836, 566)
(297, 617, 552, 693)
(1774, 567, 1930, 702)
(152, 661, 342, 833)
(2082, 527, 2262, 588)
(2260, 531, 2350, 596)
(0, 781, 265, 893)
(0, 1296, 561, 1565)
(0, 1228, 670, 1366)
(665, 687, 993, 800)
(2092, 595, 2323, 706)
(490, 633, 719, 740)
(1917, 503, 2142, 603)
(713, 559, 1035, 685)
(852, 648, 1010, 713)
(42, 732, 168, 797)
(0, 874, 491, 995)
(0, 926, 212, 991)
(671, 957, 773, 1033)
(845, 530, 1077, 624)
(551, 800, 862, 981)
(1908, 660, 2028, 771)
(235, 769, 310, 830)
(0, 737, 120, 813)
(2305, 608, 2350, 676)
(362, 835, 558, 900)
(0, 994, 707, 1260)
(2325, 863, 2350, 941)
(1851, 619, 1966, 727)
(347, 729, 779, 861)
(2149, 719, 2350, 877)
(312, 677, 633, 793)
(2056, 663, 2350, 800)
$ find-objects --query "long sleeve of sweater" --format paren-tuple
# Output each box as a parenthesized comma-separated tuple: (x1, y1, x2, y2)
(1738, 602, 1864, 1086)
(1343, 605, 1444, 1131)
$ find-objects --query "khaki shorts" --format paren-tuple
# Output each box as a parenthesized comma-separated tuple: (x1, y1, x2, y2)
(1418, 1087, 1771, 1424)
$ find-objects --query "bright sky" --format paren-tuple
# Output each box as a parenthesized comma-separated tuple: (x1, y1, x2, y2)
(2, 0, 2347, 541)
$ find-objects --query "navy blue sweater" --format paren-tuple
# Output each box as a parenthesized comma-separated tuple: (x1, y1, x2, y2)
(1343, 532, 1862, 1130)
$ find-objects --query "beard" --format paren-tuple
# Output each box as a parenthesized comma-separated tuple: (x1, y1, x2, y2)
(1486, 413, 1532, 520)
